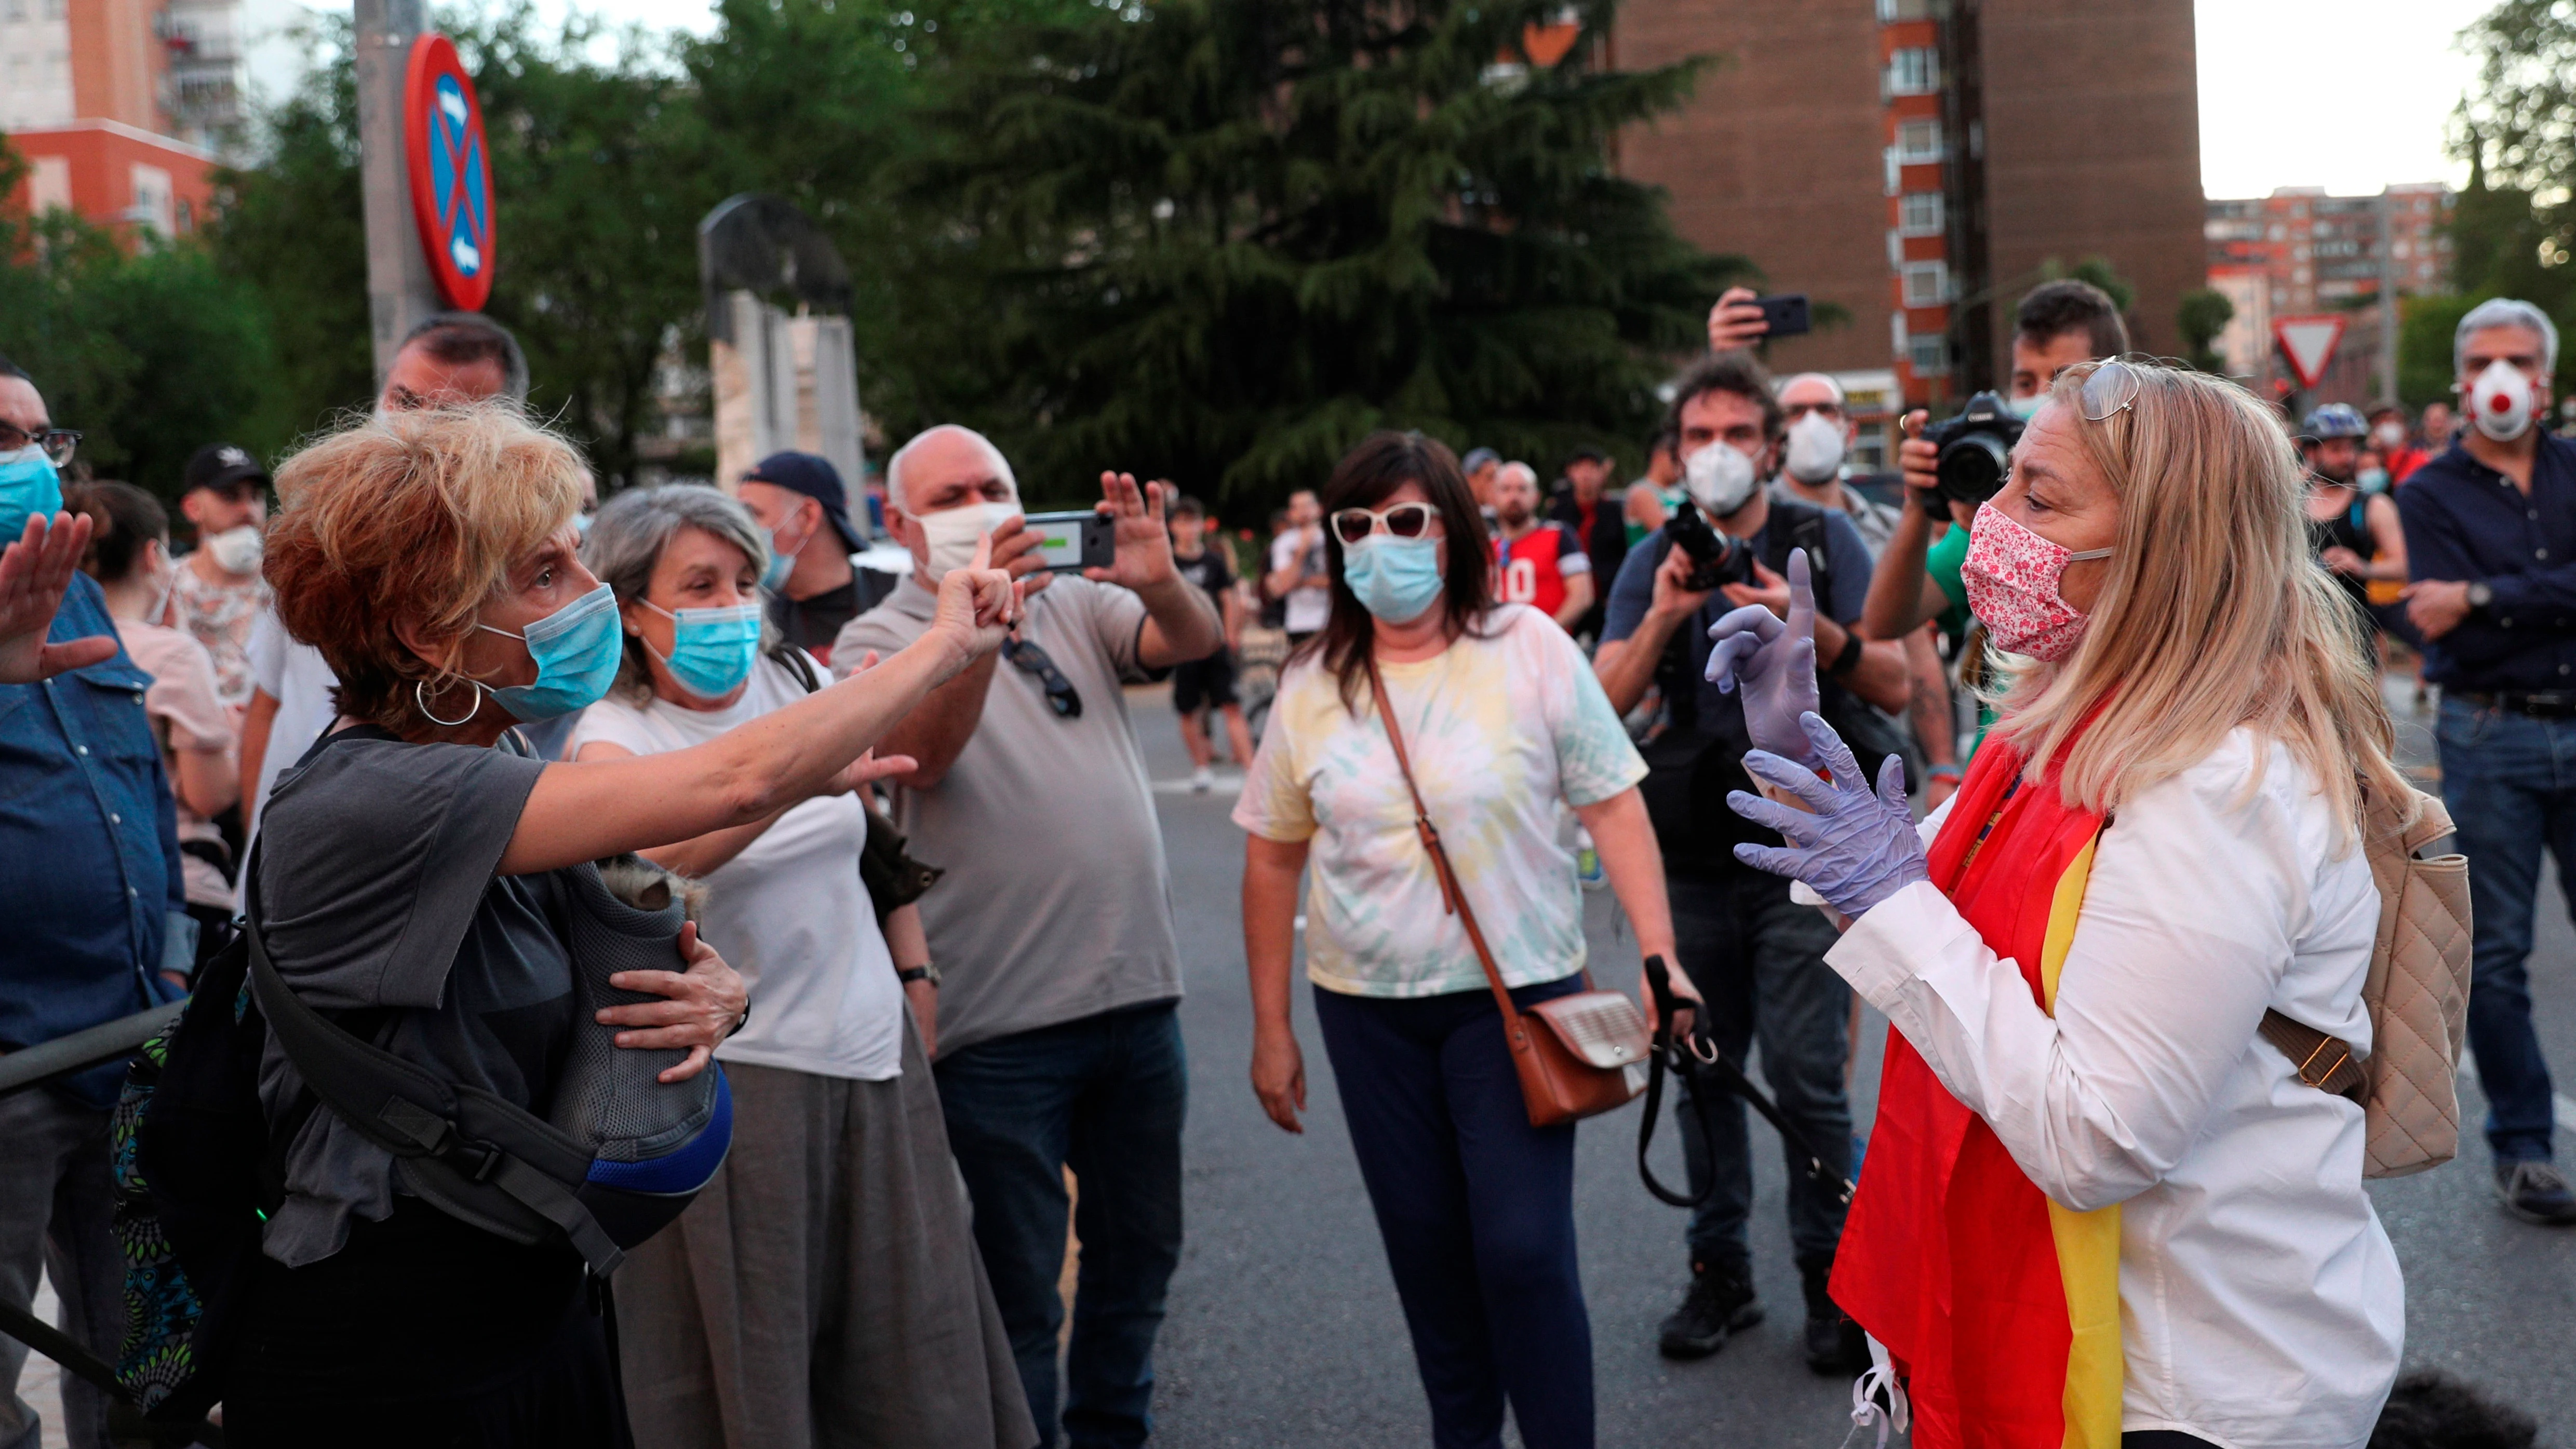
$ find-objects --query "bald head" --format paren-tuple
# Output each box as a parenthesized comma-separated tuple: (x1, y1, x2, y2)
(1778, 372, 1845, 422)
(885, 424, 1019, 517)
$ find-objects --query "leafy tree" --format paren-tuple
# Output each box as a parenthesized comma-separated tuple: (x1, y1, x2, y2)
(2, 142, 283, 500)
(2175, 288, 2233, 374)
(204, 19, 373, 450)
(898, 0, 1748, 507)
(2396, 292, 2474, 410)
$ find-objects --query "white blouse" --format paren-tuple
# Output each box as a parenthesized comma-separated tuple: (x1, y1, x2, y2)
(1829, 730, 2401, 1449)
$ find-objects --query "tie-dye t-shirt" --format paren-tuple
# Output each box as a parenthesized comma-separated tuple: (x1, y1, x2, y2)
(1232, 604, 1649, 998)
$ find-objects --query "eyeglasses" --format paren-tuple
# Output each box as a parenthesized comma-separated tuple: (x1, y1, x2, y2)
(0, 422, 81, 467)
(1331, 503, 1439, 546)
(1004, 636, 1083, 718)
(2073, 358, 2141, 422)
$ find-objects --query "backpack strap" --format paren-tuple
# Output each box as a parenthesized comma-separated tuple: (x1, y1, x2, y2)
(2255, 1010, 2367, 1101)
(243, 854, 629, 1276)
(771, 643, 822, 695)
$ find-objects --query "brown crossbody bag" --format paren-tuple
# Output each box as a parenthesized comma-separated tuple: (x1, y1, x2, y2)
(1366, 657, 1653, 1128)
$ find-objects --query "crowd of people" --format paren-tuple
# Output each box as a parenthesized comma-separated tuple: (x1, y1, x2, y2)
(0, 273, 2569, 1449)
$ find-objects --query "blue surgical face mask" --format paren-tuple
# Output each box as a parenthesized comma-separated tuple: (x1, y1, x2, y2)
(641, 599, 762, 701)
(478, 583, 623, 721)
(0, 447, 63, 527)
(1341, 533, 1445, 623)
(2006, 394, 2045, 421)
(2356, 467, 2391, 495)
(762, 509, 813, 591)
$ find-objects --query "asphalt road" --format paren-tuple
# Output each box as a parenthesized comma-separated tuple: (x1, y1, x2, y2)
(1133, 680, 2576, 1447)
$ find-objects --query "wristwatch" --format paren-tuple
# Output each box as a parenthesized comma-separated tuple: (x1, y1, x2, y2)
(2467, 581, 2495, 611)
(897, 963, 942, 988)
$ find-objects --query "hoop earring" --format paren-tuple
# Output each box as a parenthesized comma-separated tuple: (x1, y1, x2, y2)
(415, 676, 484, 728)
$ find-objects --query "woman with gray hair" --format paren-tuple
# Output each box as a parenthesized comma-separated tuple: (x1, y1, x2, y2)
(570, 485, 1033, 1449)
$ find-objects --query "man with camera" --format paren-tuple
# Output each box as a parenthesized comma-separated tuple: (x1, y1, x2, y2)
(833, 425, 1225, 1445)
(1592, 351, 1904, 1374)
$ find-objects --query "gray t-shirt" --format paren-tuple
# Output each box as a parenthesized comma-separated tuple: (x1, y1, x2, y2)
(833, 576, 1184, 1054)
(252, 729, 569, 1267)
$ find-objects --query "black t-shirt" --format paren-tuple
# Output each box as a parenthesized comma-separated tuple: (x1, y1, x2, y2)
(768, 569, 897, 667)
(1173, 547, 1234, 610)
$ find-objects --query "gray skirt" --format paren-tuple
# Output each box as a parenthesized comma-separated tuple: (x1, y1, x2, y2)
(614, 1018, 1037, 1449)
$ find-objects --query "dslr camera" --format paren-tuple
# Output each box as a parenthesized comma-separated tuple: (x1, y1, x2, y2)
(1920, 391, 2025, 510)
(1662, 504, 1754, 592)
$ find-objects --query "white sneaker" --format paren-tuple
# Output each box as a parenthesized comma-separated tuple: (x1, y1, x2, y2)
(1190, 766, 1214, 794)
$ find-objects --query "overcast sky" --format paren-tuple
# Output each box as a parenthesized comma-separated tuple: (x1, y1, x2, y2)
(287, 0, 2503, 202)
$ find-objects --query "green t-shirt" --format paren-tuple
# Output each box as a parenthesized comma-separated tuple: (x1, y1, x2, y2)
(1924, 524, 1993, 757)
(1927, 522, 1972, 640)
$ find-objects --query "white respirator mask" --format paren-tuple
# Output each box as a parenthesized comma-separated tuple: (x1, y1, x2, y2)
(2470, 359, 2538, 442)
(1682, 442, 1759, 518)
(916, 500, 1025, 581)
(1782, 412, 1847, 485)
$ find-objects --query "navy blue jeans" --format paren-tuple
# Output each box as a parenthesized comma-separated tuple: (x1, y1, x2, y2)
(2436, 695, 2572, 1163)
(1668, 872, 1854, 1271)
(933, 1001, 1187, 1449)
(1312, 975, 1593, 1449)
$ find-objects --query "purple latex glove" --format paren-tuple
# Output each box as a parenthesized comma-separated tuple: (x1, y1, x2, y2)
(1705, 546, 1821, 766)
(1726, 712, 1927, 918)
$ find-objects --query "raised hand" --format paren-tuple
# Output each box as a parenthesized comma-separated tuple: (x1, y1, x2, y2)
(932, 531, 1018, 669)
(0, 512, 116, 684)
(1726, 713, 1926, 919)
(1707, 286, 1769, 353)
(1706, 547, 1821, 764)
(1084, 471, 1181, 593)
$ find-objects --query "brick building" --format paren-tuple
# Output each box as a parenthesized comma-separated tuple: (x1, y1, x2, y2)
(1615, 0, 2205, 451)
(2, 0, 245, 240)
(2204, 184, 2452, 401)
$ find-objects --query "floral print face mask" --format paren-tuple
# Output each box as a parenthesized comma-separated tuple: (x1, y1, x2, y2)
(1960, 502, 2113, 662)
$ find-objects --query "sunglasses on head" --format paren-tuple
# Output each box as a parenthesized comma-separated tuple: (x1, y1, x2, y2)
(2070, 358, 2142, 422)
(1331, 503, 1439, 546)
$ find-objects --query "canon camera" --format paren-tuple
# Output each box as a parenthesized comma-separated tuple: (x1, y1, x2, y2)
(1662, 504, 1754, 593)
(1920, 391, 2026, 510)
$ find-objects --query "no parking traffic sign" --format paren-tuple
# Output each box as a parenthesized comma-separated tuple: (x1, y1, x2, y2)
(404, 34, 495, 312)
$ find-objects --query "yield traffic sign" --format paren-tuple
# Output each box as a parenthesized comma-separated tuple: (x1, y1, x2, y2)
(2273, 315, 2345, 390)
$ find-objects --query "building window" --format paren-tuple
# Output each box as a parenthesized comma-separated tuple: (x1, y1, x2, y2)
(1875, 0, 1930, 19)
(1899, 191, 1944, 237)
(1895, 119, 1942, 164)
(1887, 47, 1938, 96)
(1902, 260, 1949, 306)
(1908, 333, 1949, 376)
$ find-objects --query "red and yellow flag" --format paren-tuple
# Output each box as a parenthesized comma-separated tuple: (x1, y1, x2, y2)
(1829, 734, 2122, 1449)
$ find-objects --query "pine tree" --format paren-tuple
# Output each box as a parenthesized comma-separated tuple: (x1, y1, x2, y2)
(905, 0, 1748, 507)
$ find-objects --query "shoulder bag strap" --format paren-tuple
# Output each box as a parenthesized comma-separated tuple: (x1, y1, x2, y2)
(1364, 655, 1521, 1025)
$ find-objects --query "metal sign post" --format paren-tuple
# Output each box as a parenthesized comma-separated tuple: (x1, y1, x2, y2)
(354, 0, 440, 389)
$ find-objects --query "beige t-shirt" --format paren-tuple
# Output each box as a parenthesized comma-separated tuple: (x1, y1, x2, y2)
(118, 619, 237, 909)
(832, 576, 1183, 1055)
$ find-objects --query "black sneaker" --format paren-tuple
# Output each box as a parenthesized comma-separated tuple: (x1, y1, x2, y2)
(1797, 1257, 1869, 1376)
(1658, 1259, 1763, 1359)
(2494, 1160, 2576, 1226)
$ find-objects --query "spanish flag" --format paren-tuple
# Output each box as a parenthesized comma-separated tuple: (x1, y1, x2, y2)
(1828, 733, 2123, 1449)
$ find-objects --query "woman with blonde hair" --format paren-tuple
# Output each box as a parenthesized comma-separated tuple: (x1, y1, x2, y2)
(1713, 359, 2408, 1448)
(230, 404, 1016, 1446)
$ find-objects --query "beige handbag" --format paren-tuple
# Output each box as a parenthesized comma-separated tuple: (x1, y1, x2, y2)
(2257, 782, 2472, 1178)
(1366, 658, 1652, 1129)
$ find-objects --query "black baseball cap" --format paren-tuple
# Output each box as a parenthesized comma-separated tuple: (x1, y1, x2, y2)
(742, 451, 866, 552)
(183, 443, 267, 495)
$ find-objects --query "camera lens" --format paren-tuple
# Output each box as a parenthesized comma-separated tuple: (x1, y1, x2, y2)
(1935, 433, 2011, 505)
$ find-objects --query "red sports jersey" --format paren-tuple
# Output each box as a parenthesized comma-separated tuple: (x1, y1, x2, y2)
(1495, 522, 1590, 621)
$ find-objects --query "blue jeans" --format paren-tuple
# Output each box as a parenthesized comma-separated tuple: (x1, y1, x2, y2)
(933, 1001, 1187, 1449)
(2437, 695, 2572, 1163)
(1668, 872, 1854, 1271)
(1312, 976, 1593, 1449)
